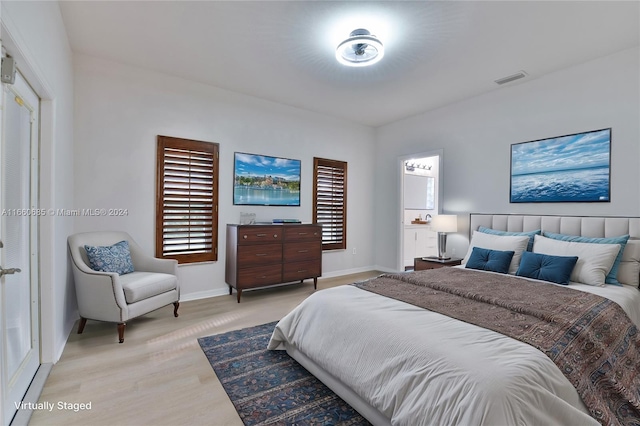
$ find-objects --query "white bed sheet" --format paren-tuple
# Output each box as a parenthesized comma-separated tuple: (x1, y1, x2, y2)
(268, 270, 640, 426)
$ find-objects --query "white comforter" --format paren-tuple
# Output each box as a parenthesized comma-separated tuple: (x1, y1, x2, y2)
(268, 271, 640, 426)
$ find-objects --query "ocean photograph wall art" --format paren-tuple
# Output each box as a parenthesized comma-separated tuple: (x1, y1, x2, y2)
(510, 128, 611, 203)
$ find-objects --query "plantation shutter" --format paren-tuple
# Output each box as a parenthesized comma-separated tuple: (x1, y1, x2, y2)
(313, 157, 347, 251)
(156, 136, 219, 263)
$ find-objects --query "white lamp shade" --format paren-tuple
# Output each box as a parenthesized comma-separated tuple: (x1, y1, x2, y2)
(431, 215, 458, 233)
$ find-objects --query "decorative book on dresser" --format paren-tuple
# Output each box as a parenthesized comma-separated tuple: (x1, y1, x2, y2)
(225, 223, 322, 302)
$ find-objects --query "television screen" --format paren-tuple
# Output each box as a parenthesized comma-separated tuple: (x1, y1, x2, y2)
(510, 128, 611, 203)
(233, 152, 301, 206)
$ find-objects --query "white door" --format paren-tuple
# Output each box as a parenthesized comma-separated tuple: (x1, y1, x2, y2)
(0, 71, 40, 426)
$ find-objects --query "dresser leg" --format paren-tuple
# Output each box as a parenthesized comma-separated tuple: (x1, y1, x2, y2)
(237, 289, 242, 303)
(313, 277, 317, 290)
(228, 285, 233, 295)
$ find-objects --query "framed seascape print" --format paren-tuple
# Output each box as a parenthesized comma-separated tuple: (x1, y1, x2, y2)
(233, 152, 301, 206)
(510, 128, 611, 203)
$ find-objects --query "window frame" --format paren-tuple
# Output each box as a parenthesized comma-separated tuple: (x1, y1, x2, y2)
(155, 135, 219, 264)
(313, 157, 347, 251)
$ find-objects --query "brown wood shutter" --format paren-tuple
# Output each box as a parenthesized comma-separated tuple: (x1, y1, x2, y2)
(156, 136, 219, 263)
(313, 157, 347, 251)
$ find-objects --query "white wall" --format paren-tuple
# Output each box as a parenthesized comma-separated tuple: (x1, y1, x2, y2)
(375, 48, 640, 270)
(73, 55, 376, 300)
(1, 1, 75, 363)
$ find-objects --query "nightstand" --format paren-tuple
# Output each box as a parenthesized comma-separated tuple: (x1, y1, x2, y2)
(414, 257, 463, 271)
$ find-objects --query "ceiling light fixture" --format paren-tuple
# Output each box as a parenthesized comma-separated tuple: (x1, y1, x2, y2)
(335, 28, 384, 67)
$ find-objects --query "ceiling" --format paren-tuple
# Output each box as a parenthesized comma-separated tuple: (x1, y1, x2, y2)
(59, 1, 639, 127)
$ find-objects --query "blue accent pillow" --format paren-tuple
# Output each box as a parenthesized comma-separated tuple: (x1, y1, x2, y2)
(84, 240, 135, 275)
(465, 247, 515, 274)
(478, 226, 541, 252)
(516, 251, 578, 286)
(542, 231, 629, 286)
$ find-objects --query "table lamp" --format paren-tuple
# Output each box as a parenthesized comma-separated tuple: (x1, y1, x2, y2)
(431, 215, 458, 260)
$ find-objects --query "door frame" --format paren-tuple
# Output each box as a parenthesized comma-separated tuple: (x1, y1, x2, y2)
(0, 11, 57, 426)
(397, 149, 443, 272)
(0, 70, 41, 426)
(1, 5, 55, 364)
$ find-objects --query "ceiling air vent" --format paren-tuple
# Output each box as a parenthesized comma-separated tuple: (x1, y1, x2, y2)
(494, 71, 528, 85)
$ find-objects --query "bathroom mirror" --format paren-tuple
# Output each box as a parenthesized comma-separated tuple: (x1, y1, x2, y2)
(404, 175, 435, 210)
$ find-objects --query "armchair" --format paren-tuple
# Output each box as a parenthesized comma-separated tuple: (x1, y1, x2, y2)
(68, 231, 180, 343)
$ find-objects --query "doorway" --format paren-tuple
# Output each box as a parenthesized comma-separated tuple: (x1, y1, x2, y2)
(0, 70, 41, 425)
(398, 150, 443, 271)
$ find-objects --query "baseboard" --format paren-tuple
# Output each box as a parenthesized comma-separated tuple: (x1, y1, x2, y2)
(55, 317, 78, 364)
(318, 266, 380, 279)
(179, 287, 230, 302)
(180, 266, 391, 302)
(372, 264, 398, 274)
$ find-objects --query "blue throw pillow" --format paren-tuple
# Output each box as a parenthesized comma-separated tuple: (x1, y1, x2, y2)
(84, 240, 135, 275)
(478, 226, 541, 252)
(465, 247, 514, 274)
(542, 231, 629, 286)
(516, 251, 578, 286)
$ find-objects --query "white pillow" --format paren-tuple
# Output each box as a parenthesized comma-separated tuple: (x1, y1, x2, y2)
(532, 234, 620, 287)
(462, 231, 530, 274)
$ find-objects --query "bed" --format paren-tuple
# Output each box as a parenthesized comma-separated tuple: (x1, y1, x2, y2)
(268, 214, 640, 426)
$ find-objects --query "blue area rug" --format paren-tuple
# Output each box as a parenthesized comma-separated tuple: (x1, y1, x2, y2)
(198, 321, 370, 426)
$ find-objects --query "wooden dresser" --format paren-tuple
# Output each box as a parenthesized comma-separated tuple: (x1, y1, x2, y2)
(225, 223, 322, 302)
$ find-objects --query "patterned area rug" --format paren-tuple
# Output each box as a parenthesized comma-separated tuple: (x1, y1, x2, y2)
(198, 321, 371, 426)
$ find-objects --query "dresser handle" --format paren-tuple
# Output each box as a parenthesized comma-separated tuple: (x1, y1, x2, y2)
(255, 253, 267, 257)
(274, 234, 278, 238)
(298, 250, 308, 253)
(298, 232, 308, 236)
(259, 275, 266, 279)
(243, 235, 247, 239)
(297, 269, 307, 273)
(256, 233, 267, 237)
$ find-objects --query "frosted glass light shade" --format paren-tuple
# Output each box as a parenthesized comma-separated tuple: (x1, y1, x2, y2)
(432, 215, 458, 233)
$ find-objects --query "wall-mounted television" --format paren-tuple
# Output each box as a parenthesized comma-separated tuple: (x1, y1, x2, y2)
(510, 128, 611, 203)
(233, 152, 301, 206)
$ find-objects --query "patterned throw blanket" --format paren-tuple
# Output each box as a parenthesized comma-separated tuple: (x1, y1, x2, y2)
(355, 268, 640, 426)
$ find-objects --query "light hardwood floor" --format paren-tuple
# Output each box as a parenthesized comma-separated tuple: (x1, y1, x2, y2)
(28, 271, 380, 426)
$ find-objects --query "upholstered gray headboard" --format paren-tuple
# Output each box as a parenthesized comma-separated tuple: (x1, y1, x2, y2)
(468, 214, 640, 288)
(469, 214, 640, 239)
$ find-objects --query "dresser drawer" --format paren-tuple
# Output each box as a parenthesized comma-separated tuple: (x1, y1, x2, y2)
(283, 260, 321, 282)
(237, 227, 283, 245)
(237, 264, 282, 288)
(238, 243, 282, 265)
(283, 241, 321, 262)
(283, 225, 321, 242)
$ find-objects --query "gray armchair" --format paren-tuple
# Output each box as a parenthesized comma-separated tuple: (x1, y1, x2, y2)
(68, 231, 180, 343)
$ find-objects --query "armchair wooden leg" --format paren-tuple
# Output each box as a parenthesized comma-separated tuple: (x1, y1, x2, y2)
(117, 323, 126, 344)
(77, 317, 87, 334)
(173, 302, 180, 317)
